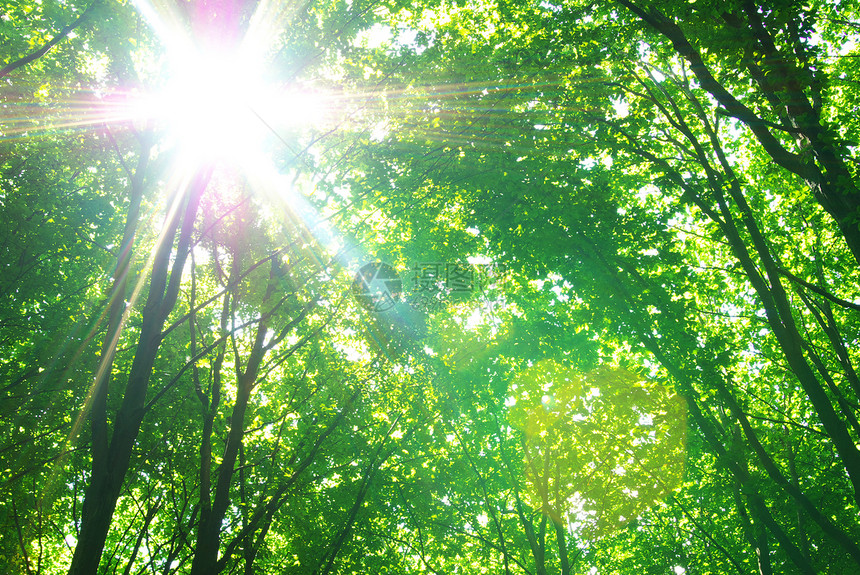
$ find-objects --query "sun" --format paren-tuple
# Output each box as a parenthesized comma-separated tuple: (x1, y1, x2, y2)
(166, 53, 261, 159)
(121, 0, 338, 176)
(134, 51, 328, 172)
(134, 50, 265, 167)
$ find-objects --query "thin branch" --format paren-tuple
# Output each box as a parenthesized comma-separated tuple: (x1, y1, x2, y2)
(0, 0, 101, 79)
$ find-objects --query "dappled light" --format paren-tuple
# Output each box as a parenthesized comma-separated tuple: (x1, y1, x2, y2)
(509, 363, 686, 540)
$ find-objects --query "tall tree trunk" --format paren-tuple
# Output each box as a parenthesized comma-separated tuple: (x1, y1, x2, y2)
(731, 429, 774, 575)
(614, 105, 860, 509)
(315, 415, 401, 575)
(212, 386, 362, 573)
(189, 254, 299, 574)
(571, 242, 818, 574)
(190, 318, 268, 575)
(68, 169, 209, 575)
(89, 135, 152, 510)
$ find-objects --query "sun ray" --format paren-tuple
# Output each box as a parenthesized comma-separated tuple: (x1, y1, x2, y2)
(241, 0, 308, 68)
(129, 0, 195, 54)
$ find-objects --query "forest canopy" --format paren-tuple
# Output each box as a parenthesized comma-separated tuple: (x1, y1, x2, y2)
(2, 0, 860, 573)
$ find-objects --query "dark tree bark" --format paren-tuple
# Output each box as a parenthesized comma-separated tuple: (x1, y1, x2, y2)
(190, 316, 269, 575)
(607, 82, 860, 511)
(68, 168, 210, 575)
(213, 386, 361, 573)
(614, 0, 860, 266)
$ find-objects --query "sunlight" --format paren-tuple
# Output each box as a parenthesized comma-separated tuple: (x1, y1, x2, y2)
(140, 50, 267, 164)
(127, 0, 330, 172)
(136, 50, 325, 169)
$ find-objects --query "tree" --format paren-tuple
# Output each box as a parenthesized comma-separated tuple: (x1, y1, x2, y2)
(3, 0, 860, 573)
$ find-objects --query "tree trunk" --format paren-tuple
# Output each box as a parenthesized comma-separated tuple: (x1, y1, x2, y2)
(68, 169, 209, 575)
(614, 0, 860, 265)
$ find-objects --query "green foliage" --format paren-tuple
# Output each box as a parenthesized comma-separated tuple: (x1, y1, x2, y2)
(4, 0, 860, 573)
(510, 363, 686, 540)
